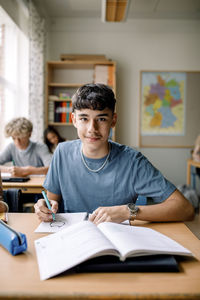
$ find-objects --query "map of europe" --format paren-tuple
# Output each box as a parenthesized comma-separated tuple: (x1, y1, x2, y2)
(141, 72, 186, 135)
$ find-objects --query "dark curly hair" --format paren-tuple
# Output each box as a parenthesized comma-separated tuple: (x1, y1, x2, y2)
(72, 83, 116, 114)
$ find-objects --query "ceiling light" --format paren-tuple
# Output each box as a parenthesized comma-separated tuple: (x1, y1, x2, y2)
(102, 0, 130, 22)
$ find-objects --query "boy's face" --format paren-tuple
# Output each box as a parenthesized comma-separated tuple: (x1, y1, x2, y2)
(72, 108, 117, 152)
(12, 133, 31, 150)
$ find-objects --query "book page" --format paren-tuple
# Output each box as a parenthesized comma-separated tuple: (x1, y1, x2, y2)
(35, 221, 118, 280)
(98, 222, 192, 260)
(34, 213, 88, 233)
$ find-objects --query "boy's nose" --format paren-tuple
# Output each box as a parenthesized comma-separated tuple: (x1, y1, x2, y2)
(88, 120, 98, 132)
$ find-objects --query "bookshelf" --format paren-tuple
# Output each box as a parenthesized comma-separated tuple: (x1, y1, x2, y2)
(45, 58, 116, 141)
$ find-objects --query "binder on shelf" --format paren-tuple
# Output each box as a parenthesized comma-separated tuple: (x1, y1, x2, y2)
(48, 101, 54, 123)
(69, 102, 73, 123)
(54, 102, 62, 122)
(61, 102, 67, 123)
(66, 102, 70, 123)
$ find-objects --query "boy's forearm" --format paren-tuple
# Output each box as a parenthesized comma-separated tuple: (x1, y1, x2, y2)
(136, 190, 195, 222)
(25, 166, 49, 175)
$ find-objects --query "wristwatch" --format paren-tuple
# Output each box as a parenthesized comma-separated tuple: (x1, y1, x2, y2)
(127, 203, 139, 224)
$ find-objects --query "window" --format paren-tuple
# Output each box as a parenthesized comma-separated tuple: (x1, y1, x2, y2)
(0, 7, 29, 151)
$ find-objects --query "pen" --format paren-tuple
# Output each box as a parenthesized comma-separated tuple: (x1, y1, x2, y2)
(84, 212, 89, 220)
(12, 160, 16, 166)
(42, 190, 56, 221)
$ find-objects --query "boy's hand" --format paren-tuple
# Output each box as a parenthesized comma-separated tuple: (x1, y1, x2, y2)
(89, 205, 129, 225)
(8, 166, 29, 177)
(34, 199, 59, 222)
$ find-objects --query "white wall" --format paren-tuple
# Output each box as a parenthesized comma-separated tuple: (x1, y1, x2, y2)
(47, 17, 200, 186)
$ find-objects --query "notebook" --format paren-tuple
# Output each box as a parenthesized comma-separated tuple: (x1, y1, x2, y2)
(75, 254, 180, 273)
(2, 177, 30, 182)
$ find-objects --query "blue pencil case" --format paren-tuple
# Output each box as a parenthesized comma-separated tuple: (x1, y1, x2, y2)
(0, 220, 27, 255)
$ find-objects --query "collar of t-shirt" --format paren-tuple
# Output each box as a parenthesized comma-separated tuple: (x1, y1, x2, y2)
(17, 140, 33, 154)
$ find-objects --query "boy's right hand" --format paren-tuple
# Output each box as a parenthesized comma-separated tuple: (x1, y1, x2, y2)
(34, 199, 59, 222)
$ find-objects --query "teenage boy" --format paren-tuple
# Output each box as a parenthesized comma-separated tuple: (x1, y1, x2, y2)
(0, 117, 52, 177)
(34, 84, 194, 224)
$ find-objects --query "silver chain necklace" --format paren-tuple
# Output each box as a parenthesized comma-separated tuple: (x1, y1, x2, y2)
(80, 143, 111, 173)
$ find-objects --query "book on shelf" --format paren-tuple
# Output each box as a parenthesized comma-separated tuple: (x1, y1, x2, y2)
(54, 102, 61, 122)
(34, 220, 193, 280)
(59, 92, 71, 100)
(48, 101, 54, 123)
(53, 101, 72, 123)
(61, 102, 67, 123)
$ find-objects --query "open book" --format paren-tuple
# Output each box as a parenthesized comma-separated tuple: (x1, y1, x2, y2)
(35, 221, 193, 280)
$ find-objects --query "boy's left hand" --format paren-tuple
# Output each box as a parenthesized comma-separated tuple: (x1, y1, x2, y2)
(89, 205, 129, 225)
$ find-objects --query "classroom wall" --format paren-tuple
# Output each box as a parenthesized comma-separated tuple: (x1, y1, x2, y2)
(47, 17, 200, 186)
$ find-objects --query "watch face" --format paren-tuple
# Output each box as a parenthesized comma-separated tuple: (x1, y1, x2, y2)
(128, 203, 135, 211)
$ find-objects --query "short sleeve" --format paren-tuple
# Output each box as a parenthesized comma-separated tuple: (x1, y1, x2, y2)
(43, 146, 61, 195)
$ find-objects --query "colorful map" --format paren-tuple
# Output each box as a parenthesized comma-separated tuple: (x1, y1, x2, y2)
(141, 72, 186, 136)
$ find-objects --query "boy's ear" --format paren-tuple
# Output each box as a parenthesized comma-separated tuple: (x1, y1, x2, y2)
(111, 113, 117, 128)
(71, 113, 77, 128)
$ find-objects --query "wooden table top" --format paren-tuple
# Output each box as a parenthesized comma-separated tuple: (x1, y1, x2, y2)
(0, 213, 200, 299)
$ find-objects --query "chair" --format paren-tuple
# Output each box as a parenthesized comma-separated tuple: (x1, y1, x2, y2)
(3, 189, 23, 212)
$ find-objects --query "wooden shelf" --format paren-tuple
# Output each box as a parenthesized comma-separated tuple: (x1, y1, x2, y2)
(48, 122, 73, 126)
(48, 83, 84, 88)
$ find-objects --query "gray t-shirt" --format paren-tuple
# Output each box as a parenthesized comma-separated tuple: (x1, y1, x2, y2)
(44, 140, 176, 213)
(0, 141, 52, 167)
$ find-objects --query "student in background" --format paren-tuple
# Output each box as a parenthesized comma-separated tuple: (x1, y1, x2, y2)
(192, 135, 200, 162)
(0, 172, 8, 213)
(0, 117, 52, 177)
(44, 126, 65, 153)
(34, 84, 194, 224)
(192, 134, 200, 177)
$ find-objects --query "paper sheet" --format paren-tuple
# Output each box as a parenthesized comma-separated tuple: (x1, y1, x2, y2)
(1, 172, 11, 178)
(34, 212, 88, 233)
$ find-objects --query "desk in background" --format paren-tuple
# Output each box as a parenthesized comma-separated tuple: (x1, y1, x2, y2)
(2, 176, 45, 194)
(0, 213, 200, 299)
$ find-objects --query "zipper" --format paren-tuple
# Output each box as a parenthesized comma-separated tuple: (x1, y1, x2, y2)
(0, 219, 23, 245)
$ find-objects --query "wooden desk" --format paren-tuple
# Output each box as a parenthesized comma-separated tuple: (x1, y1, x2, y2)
(2, 176, 45, 193)
(187, 159, 200, 186)
(1, 213, 200, 299)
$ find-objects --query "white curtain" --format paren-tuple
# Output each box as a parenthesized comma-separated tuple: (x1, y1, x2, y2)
(0, 7, 29, 151)
(28, 0, 46, 142)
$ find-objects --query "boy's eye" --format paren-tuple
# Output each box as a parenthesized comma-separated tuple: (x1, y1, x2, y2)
(98, 118, 106, 122)
(79, 117, 87, 121)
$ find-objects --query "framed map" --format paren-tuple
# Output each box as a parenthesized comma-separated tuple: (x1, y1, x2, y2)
(139, 71, 200, 148)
